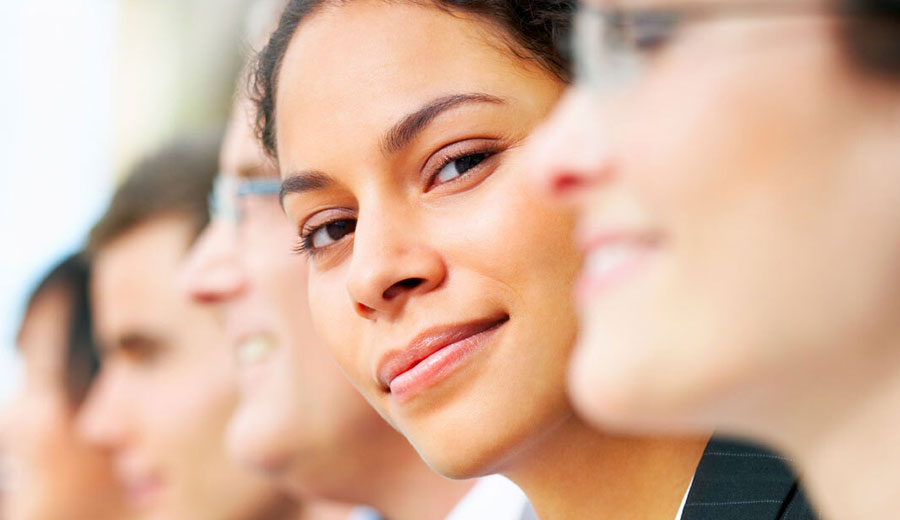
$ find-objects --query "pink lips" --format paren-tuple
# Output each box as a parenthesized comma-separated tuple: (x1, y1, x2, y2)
(378, 316, 509, 403)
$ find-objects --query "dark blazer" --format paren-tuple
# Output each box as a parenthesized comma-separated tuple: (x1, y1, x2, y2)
(682, 437, 818, 520)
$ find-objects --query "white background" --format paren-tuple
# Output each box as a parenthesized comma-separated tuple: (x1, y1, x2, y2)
(0, 1, 117, 406)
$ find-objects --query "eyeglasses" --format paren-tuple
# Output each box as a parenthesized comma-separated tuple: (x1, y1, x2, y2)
(208, 175, 281, 224)
(572, 1, 864, 93)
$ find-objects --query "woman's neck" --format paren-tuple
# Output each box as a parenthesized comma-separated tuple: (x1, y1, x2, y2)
(505, 414, 708, 520)
(778, 333, 900, 519)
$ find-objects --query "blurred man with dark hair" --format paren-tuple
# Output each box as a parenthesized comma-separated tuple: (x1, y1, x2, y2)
(1, 253, 131, 520)
(78, 134, 334, 520)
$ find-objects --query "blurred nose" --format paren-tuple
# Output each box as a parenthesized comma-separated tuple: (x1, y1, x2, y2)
(76, 369, 129, 449)
(527, 87, 615, 201)
(346, 205, 446, 320)
(180, 219, 247, 303)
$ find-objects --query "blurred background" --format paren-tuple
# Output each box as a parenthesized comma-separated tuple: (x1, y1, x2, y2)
(0, 0, 257, 407)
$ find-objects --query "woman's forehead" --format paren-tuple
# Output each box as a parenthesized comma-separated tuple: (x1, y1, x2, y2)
(277, 1, 530, 104)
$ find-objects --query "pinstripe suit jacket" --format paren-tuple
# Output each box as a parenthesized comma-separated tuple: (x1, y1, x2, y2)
(681, 437, 818, 520)
(515, 437, 817, 520)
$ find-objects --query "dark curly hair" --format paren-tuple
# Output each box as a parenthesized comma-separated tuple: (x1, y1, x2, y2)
(251, 0, 576, 157)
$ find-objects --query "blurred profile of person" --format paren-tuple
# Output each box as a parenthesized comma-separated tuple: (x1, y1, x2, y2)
(527, 0, 900, 518)
(77, 135, 333, 520)
(1, 254, 131, 520)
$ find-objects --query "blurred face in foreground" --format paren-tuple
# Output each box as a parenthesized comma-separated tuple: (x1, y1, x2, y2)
(276, 0, 582, 479)
(80, 216, 293, 520)
(1, 288, 127, 520)
(183, 98, 401, 500)
(529, 0, 900, 436)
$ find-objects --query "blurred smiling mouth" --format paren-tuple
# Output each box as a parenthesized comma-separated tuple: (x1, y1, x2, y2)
(377, 314, 509, 404)
(577, 231, 662, 300)
(235, 334, 276, 366)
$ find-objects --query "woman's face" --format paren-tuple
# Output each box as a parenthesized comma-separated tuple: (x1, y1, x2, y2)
(529, 0, 900, 433)
(277, 0, 581, 478)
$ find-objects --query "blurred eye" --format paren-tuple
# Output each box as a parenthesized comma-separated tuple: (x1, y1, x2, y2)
(627, 11, 681, 54)
(308, 219, 357, 250)
(116, 336, 164, 366)
(434, 152, 490, 185)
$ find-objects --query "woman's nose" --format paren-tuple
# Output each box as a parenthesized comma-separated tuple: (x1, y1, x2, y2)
(345, 210, 446, 321)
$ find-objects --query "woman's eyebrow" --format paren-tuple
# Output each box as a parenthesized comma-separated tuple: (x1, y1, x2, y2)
(280, 170, 334, 204)
(381, 93, 505, 155)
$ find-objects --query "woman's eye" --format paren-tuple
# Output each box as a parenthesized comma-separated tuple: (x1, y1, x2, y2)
(308, 218, 357, 249)
(434, 152, 489, 185)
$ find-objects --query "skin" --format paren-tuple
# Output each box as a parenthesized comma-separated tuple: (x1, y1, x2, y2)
(1, 288, 129, 520)
(79, 215, 298, 520)
(180, 95, 474, 520)
(527, 0, 900, 517)
(275, 1, 710, 518)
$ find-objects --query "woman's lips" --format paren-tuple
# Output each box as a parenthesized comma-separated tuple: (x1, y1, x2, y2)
(577, 231, 661, 301)
(378, 315, 509, 403)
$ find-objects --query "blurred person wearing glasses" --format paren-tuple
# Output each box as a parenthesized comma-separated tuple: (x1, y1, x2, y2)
(528, 0, 900, 518)
(76, 135, 335, 520)
(179, 90, 536, 520)
(1, 254, 131, 520)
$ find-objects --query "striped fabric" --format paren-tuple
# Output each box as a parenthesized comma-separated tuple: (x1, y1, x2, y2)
(683, 438, 818, 520)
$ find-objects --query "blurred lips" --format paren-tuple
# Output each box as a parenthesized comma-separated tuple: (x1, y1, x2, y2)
(577, 230, 661, 300)
(378, 315, 509, 403)
(115, 462, 163, 509)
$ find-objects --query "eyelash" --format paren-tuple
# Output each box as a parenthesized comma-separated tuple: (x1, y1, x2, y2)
(293, 144, 500, 258)
(292, 237, 312, 257)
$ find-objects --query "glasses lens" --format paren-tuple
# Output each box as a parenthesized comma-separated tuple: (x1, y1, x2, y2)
(236, 178, 281, 198)
(209, 175, 239, 223)
(574, 6, 643, 93)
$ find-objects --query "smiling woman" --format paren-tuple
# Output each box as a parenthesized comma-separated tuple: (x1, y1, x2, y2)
(250, 1, 719, 519)
(525, 1, 900, 519)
